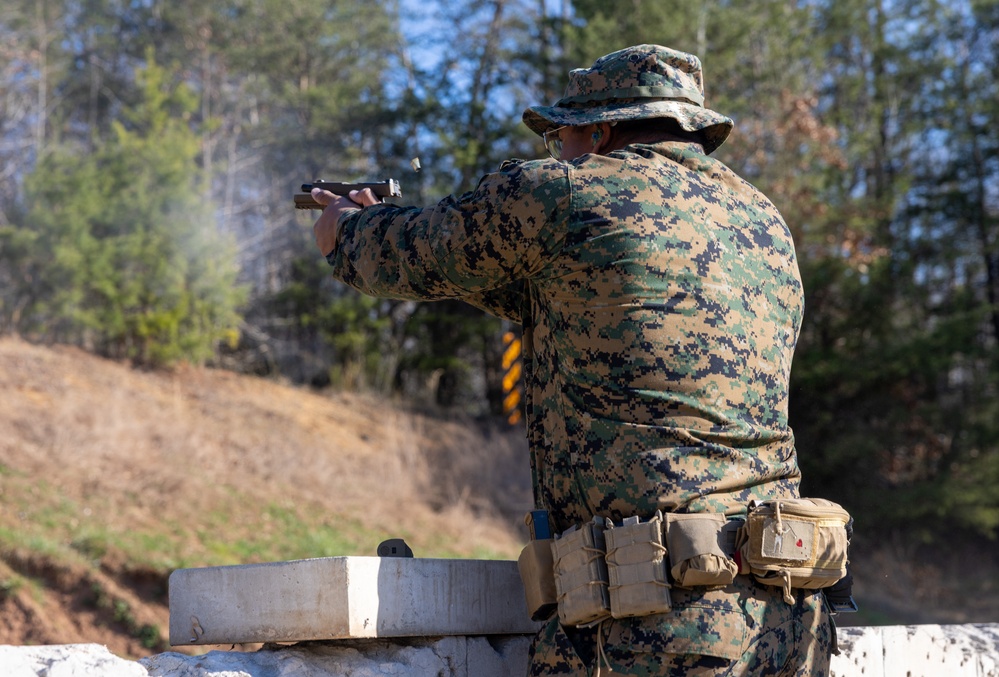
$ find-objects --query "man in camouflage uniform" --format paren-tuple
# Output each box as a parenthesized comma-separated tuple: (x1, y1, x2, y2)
(313, 44, 833, 676)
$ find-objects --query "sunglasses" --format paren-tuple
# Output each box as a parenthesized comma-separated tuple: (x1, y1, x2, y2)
(543, 125, 567, 160)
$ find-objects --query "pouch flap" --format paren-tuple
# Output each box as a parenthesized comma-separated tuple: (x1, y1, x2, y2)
(665, 513, 731, 562)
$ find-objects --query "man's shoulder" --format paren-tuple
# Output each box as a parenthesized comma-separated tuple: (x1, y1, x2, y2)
(476, 157, 571, 199)
(496, 157, 569, 179)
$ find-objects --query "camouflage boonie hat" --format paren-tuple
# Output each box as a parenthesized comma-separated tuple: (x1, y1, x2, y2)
(523, 44, 734, 154)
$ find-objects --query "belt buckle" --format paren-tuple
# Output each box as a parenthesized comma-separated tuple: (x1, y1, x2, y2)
(824, 593, 859, 615)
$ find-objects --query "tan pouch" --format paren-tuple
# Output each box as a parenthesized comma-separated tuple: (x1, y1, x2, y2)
(741, 498, 851, 604)
(552, 519, 611, 627)
(604, 511, 671, 618)
(517, 538, 557, 621)
(664, 513, 739, 589)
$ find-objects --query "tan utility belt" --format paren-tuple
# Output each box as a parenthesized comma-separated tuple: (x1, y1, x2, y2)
(517, 498, 853, 626)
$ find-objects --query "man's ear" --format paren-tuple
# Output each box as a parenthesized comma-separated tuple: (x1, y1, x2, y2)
(591, 122, 614, 153)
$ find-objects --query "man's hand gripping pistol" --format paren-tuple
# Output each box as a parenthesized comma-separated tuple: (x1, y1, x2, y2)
(294, 179, 402, 209)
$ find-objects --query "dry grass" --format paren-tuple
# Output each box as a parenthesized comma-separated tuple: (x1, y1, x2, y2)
(0, 336, 533, 656)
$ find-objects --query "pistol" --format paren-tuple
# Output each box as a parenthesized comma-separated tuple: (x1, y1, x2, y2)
(294, 179, 402, 209)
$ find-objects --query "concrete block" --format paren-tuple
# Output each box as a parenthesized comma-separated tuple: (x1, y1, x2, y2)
(168, 556, 540, 646)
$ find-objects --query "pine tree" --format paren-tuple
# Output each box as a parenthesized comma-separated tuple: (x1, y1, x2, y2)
(14, 52, 244, 366)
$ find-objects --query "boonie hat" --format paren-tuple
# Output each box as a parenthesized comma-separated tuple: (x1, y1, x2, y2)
(523, 44, 733, 154)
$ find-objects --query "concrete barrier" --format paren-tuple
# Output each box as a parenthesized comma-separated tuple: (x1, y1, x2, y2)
(167, 556, 539, 645)
(156, 556, 999, 676)
(4, 557, 997, 676)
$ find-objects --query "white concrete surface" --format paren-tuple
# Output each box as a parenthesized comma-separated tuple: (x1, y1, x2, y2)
(168, 556, 540, 646)
(142, 636, 532, 677)
(3, 624, 998, 676)
(0, 643, 148, 677)
(830, 623, 999, 677)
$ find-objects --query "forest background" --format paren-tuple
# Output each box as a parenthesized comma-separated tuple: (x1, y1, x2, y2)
(1, 0, 998, 652)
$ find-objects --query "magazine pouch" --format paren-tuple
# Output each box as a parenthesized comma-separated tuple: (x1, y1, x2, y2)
(517, 538, 557, 621)
(552, 518, 611, 627)
(664, 513, 739, 589)
(604, 511, 672, 618)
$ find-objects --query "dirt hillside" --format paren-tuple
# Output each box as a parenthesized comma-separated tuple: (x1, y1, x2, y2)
(0, 336, 532, 658)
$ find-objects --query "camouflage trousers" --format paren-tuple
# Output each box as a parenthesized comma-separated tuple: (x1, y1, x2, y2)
(527, 575, 833, 676)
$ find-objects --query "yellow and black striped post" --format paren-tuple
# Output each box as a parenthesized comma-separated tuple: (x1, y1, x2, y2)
(502, 331, 523, 425)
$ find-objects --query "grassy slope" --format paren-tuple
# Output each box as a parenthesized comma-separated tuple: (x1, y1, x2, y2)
(0, 337, 532, 658)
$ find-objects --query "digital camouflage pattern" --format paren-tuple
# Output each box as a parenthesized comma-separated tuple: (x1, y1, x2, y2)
(523, 45, 733, 154)
(529, 578, 833, 676)
(330, 139, 803, 532)
(328, 137, 816, 673)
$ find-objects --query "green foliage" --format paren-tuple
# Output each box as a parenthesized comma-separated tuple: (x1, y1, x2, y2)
(396, 300, 503, 408)
(2, 0, 999, 548)
(790, 0, 999, 541)
(268, 256, 395, 389)
(219, 0, 400, 176)
(70, 533, 111, 562)
(317, 292, 392, 389)
(564, 0, 706, 63)
(0, 574, 26, 600)
(404, 0, 550, 194)
(268, 257, 504, 408)
(11, 52, 244, 366)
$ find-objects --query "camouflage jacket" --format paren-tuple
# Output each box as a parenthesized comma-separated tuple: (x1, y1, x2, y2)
(330, 140, 803, 532)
